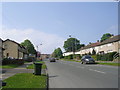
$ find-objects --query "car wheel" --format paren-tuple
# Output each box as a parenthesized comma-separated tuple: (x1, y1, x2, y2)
(81, 62, 83, 64)
(83, 62, 86, 64)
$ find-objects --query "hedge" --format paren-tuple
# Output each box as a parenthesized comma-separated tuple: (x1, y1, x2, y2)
(64, 54, 82, 60)
(91, 52, 118, 61)
(24, 57, 36, 62)
(2, 58, 24, 65)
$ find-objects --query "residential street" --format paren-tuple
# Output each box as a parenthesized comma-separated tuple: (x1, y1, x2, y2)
(45, 60, 118, 88)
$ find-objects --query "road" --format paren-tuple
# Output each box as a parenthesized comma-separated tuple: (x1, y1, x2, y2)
(45, 60, 118, 88)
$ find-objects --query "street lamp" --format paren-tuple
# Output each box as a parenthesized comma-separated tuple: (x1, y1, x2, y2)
(69, 35, 77, 59)
(36, 43, 42, 60)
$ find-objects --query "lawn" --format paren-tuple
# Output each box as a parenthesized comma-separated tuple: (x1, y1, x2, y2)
(2, 73, 47, 88)
(26, 64, 47, 69)
(98, 62, 120, 66)
(26, 61, 47, 69)
(1, 64, 20, 69)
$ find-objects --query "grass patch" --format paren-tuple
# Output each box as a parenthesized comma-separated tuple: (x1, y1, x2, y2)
(26, 61, 47, 69)
(3, 73, 47, 88)
(98, 62, 120, 66)
(1, 64, 20, 69)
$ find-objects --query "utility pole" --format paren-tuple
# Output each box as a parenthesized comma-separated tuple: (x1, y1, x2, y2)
(69, 35, 77, 59)
(36, 43, 42, 60)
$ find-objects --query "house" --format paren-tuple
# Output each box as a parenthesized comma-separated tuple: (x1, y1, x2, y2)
(40, 54, 50, 60)
(3, 39, 28, 59)
(63, 35, 120, 56)
(79, 35, 120, 55)
(0, 38, 5, 60)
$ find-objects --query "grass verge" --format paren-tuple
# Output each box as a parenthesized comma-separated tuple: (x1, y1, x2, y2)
(26, 61, 46, 69)
(97, 62, 120, 66)
(3, 73, 47, 88)
(26, 64, 47, 69)
(1, 64, 21, 69)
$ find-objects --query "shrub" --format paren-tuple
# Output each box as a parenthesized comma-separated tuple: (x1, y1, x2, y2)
(73, 54, 81, 60)
(2, 58, 24, 65)
(24, 57, 36, 62)
(91, 55, 97, 61)
(64, 55, 73, 59)
(96, 52, 117, 61)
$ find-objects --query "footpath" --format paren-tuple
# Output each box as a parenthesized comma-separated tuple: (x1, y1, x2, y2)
(1, 62, 46, 80)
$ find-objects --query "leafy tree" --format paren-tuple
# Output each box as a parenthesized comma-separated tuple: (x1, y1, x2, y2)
(21, 39, 36, 54)
(63, 38, 84, 52)
(88, 52, 91, 55)
(52, 48, 63, 58)
(92, 49, 96, 55)
(101, 33, 113, 42)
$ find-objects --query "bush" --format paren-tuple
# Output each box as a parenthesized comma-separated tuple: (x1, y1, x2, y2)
(96, 52, 117, 61)
(91, 55, 97, 61)
(24, 57, 36, 62)
(64, 55, 73, 59)
(73, 54, 82, 60)
(2, 58, 24, 65)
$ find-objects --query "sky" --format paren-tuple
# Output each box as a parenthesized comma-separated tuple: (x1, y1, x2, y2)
(1, 2, 118, 54)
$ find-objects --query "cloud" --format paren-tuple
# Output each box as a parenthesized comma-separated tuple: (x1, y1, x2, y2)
(1, 27, 65, 54)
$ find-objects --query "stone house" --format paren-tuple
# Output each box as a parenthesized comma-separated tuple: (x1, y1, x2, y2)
(3, 39, 28, 59)
(0, 38, 4, 60)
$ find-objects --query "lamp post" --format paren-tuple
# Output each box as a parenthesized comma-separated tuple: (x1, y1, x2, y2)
(69, 35, 77, 59)
(36, 44, 42, 60)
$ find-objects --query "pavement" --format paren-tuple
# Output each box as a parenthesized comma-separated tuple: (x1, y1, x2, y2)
(1, 62, 45, 80)
(45, 60, 118, 88)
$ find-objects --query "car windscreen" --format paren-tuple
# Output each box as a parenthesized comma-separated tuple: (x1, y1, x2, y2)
(85, 56, 91, 58)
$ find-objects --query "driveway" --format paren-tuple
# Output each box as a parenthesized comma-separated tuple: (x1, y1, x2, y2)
(1, 62, 33, 80)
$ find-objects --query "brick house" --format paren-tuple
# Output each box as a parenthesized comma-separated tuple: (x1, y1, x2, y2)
(3, 39, 28, 59)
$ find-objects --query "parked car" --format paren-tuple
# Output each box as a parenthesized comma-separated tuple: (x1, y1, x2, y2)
(81, 55, 95, 64)
(49, 58, 56, 62)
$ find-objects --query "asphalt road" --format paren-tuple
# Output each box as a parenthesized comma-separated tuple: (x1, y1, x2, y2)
(45, 60, 118, 88)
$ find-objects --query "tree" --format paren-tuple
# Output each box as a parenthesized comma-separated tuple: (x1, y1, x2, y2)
(52, 48, 63, 58)
(63, 38, 84, 52)
(21, 39, 36, 54)
(100, 33, 113, 42)
(92, 49, 96, 55)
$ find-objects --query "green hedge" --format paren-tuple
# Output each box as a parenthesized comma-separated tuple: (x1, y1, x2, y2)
(64, 55, 73, 59)
(24, 57, 36, 62)
(2, 58, 24, 65)
(92, 52, 117, 61)
(64, 54, 82, 60)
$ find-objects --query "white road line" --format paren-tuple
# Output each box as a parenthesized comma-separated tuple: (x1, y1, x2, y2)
(89, 69, 106, 74)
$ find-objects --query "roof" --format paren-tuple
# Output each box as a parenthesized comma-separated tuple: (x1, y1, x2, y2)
(100, 35, 120, 45)
(3, 39, 26, 49)
(80, 35, 120, 50)
(80, 42, 101, 50)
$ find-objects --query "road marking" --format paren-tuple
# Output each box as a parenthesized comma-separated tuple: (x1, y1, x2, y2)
(89, 69, 106, 74)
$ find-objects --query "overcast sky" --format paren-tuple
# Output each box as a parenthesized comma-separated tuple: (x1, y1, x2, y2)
(1, 2, 118, 54)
